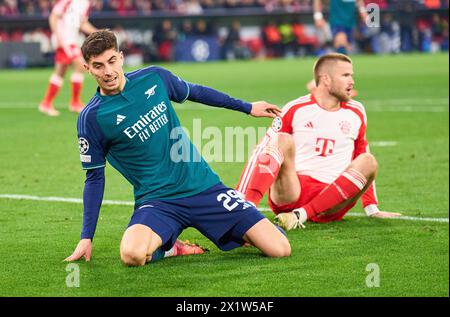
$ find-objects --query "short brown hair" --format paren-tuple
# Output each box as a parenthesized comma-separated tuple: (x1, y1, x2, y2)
(313, 53, 352, 85)
(81, 29, 118, 62)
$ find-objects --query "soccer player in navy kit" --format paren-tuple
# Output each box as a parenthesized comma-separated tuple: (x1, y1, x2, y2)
(64, 30, 291, 266)
(313, 0, 368, 54)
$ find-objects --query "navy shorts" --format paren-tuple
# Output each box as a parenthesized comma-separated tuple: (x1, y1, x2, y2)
(331, 25, 354, 43)
(128, 183, 265, 251)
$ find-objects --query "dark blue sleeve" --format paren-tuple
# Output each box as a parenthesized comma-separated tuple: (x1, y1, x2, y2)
(77, 101, 108, 170)
(151, 66, 190, 103)
(80, 167, 105, 240)
(153, 66, 252, 114)
(187, 83, 252, 114)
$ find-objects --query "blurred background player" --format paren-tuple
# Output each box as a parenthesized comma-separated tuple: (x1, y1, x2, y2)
(236, 53, 401, 231)
(314, 0, 368, 55)
(38, 0, 97, 117)
(307, 0, 368, 96)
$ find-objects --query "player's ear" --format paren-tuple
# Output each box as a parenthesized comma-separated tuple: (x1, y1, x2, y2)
(83, 63, 89, 73)
(119, 51, 124, 65)
(322, 73, 331, 86)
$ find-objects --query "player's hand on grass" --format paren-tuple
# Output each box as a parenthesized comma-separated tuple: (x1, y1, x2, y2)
(64, 239, 92, 262)
(250, 101, 281, 118)
(370, 211, 402, 218)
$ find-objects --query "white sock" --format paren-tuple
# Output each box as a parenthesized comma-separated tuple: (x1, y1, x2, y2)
(164, 247, 175, 258)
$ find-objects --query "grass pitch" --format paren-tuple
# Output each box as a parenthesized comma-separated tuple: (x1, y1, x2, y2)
(0, 53, 448, 297)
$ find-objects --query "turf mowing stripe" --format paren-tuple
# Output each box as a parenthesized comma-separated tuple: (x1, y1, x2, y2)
(371, 141, 398, 147)
(0, 98, 448, 111)
(0, 194, 448, 223)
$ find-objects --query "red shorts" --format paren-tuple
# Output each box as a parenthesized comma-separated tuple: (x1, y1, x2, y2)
(55, 45, 82, 65)
(268, 174, 356, 223)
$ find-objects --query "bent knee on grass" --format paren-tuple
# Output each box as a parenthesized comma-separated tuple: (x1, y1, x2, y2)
(244, 219, 291, 258)
(265, 238, 291, 258)
(120, 247, 148, 267)
(120, 224, 162, 267)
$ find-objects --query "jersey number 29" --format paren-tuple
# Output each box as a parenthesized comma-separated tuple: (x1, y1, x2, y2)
(217, 190, 246, 212)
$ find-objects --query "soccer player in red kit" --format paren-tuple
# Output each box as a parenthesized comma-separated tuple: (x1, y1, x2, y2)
(236, 53, 401, 230)
(39, 0, 97, 116)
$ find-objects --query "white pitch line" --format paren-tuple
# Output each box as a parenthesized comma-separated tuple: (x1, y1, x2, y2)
(0, 194, 133, 206)
(0, 194, 448, 223)
(345, 212, 449, 223)
(258, 208, 449, 223)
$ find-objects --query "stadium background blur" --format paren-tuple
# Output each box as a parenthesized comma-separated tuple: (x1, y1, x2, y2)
(0, 0, 448, 68)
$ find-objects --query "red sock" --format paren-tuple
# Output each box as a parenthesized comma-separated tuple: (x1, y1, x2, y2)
(70, 73, 84, 105)
(236, 143, 284, 206)
(42, 74, 63, 106)
(303, 168, 367, 218)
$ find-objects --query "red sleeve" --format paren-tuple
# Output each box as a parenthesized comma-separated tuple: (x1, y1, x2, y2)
(274, 96, 315, 134)
(275, 106, 295, 134)
(276, 110, 293, 134)
(278, 108, 295, 134)
(362, 182, 378, 208)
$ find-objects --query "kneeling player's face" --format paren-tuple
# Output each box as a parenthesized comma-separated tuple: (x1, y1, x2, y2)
(329, 61, 354, 102)
(86, 49, 125, 95)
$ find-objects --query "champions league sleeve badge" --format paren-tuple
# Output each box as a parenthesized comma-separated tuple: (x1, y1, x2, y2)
(79, 138, 92, 163)
(78, 137, 90, 154)
(271, 116, 283, 132)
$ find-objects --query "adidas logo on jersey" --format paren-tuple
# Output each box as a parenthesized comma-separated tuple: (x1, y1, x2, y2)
(145, 85, 157, 99)
(305, 121, 314, 128)
(116, 114, 126, 125)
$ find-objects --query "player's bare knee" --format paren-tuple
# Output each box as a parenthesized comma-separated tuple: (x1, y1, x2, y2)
(362, 153, 378, 177)
(267, 238, 291, 258)
(280, 238, 291, 257)
(352, 153, 378, 179)
(120, 247, 147, 267)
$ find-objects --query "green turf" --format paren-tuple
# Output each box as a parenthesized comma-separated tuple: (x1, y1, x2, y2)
(0, 53, 448, 297)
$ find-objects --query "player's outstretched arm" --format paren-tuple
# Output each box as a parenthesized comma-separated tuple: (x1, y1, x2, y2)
(370, 211, 402, 218)
(154, 67, 282, 117)
(357, 0, 368, 22)
(313, 0, 327, 28)
(64, 239, 92, 262)
(364, 204, 402, 218)
(63, 168, 105, 262)
(250, 101, 282, 118)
